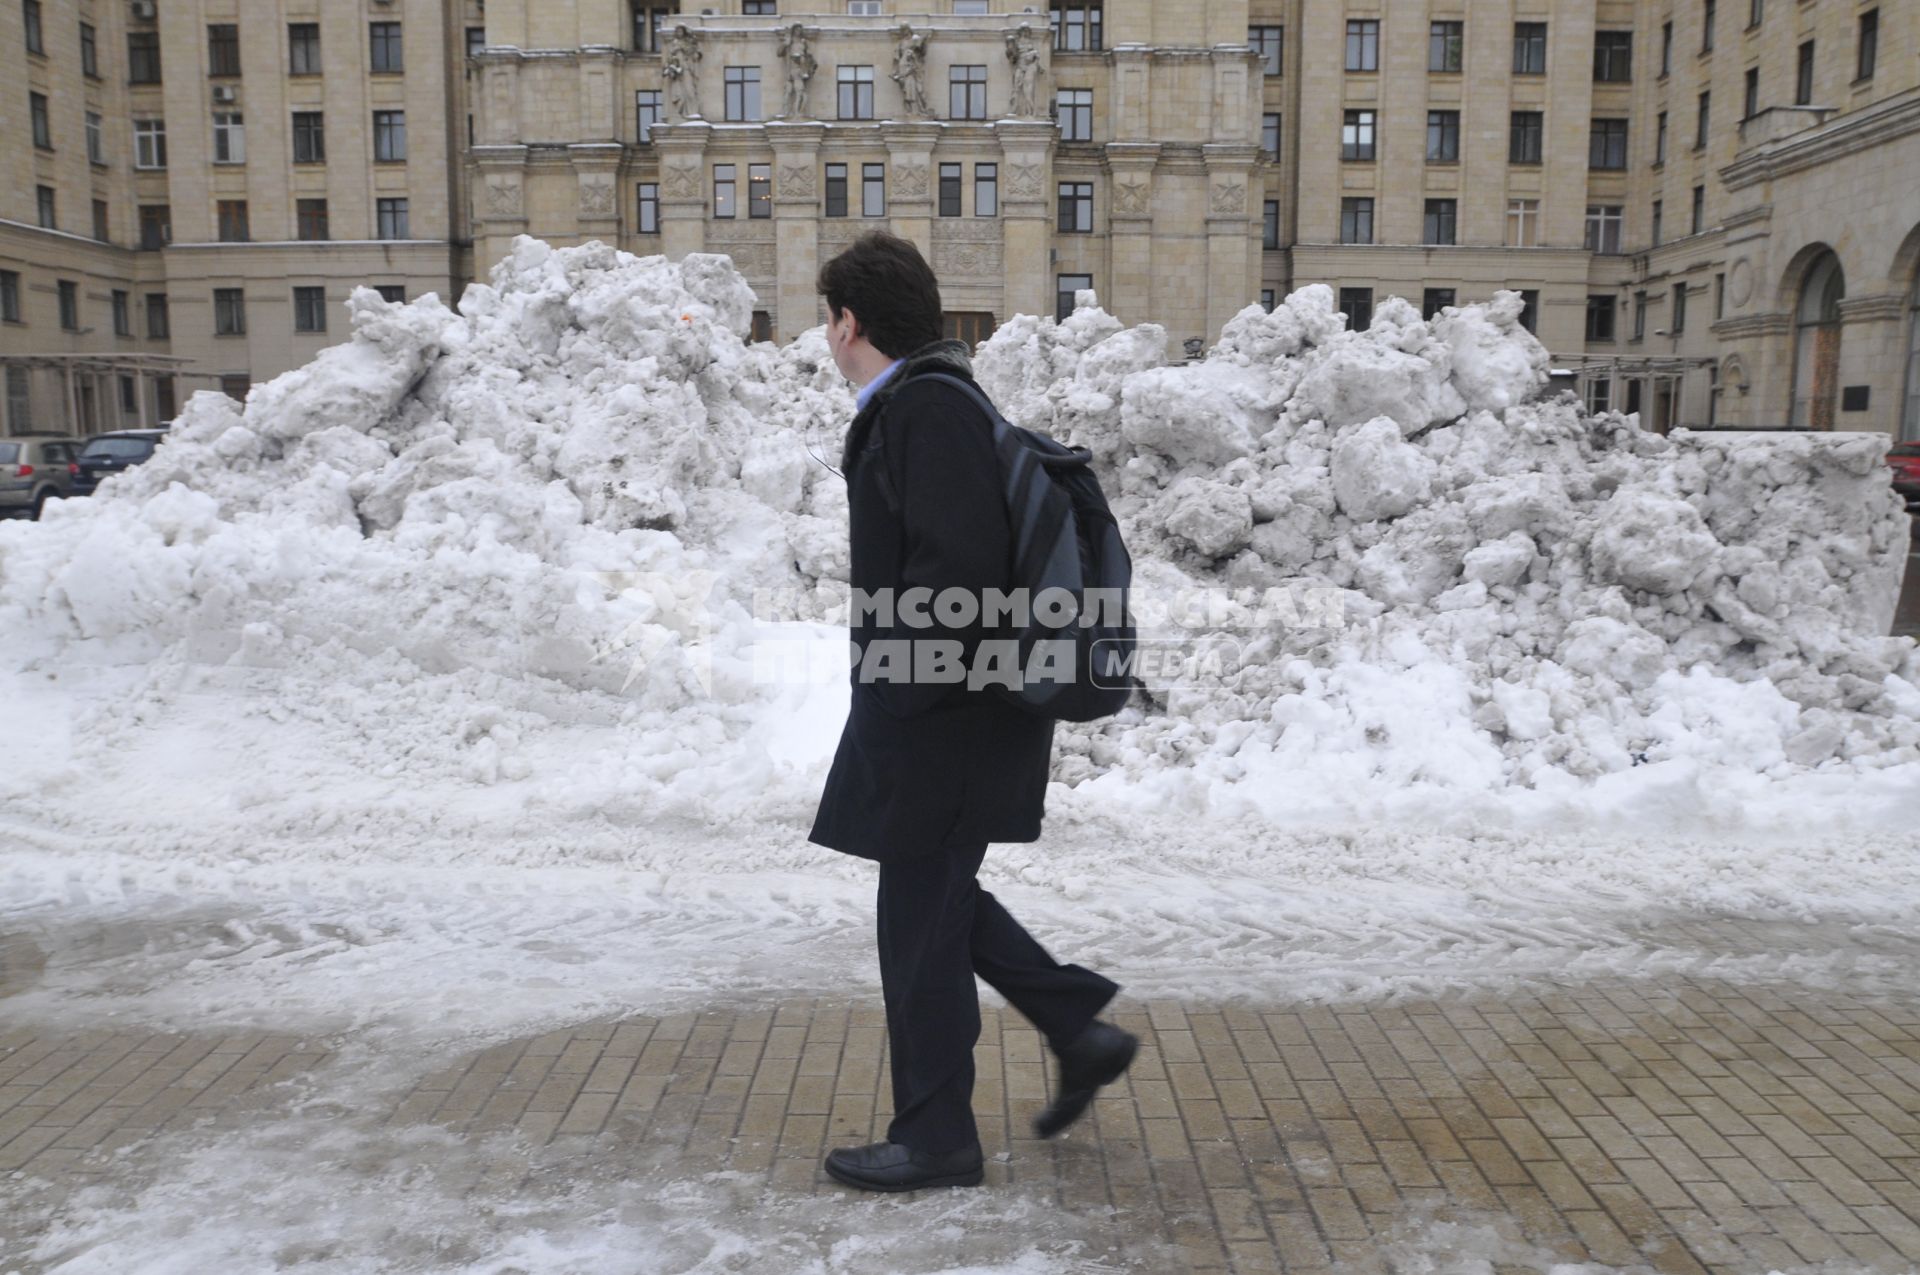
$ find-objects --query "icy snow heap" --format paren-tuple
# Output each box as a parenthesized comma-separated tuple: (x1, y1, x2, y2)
(1, 238, 1916, 841)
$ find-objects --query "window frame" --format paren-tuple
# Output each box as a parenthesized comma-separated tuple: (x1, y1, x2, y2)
(212, 111, 246, 164)
(1593, 30, 1633, 82)
(713, 163, 738, 219)
(1589, 117, 1629, 171)
(636, 181, 660, 233)
(1345, 19, 1379, 73)
(636, 90, 663, 143)
(824, 162, 848, 218)
(1056, 87, 1093, 142)
(145, 292, 170, 338)
(292, 111, 326, 164)
(938, 162, 962, 217)
(1338, 286, 1373, 331)
(1506, 197, 1540, 247)
(57, 280, 78, 331)
(1426, 110, 1460, 163)
(373, 109, 406, 162)
(1585, 204, 1625, 254)
(134, 118, 168, 170)
(216, 199, 250, 243)
(1586, 295, 1618, 343)
(748, 163, 772, 219)
(1509, 110, 1544, 164)
(838, 65, 875, 120)
(1248, 25, 1283, 76)
(293, 285, 328, 334)
(1339, 196, 1374, 245)
(213, 287, 247, 337)
(207, 23, 241, 77)
(975, 163, 998, 217)
(1857, 8, 1878, 81)
(861, 162, 885, 217)
(30, 92, 52, 151)
(129, 30, 162, 84)
(1342, 109, 1376, 162)
(369, 21, 403, 74)
(1513, 22, 1548, 75)
(1263, 199, 1280, 250)
(948, 64, 987, 120)
(1050, 1, 1103, 54)
(1429, 20, 1463, 73)
(1056, 180, 1093, 233)
(1423, 198, 1457, 246)
(1056, 273, 1093, 322)
(289, 22, 321, 76)
(297, 197, 329, 241)
(376, 196, 409, 240)
(724, 65, 763, 122)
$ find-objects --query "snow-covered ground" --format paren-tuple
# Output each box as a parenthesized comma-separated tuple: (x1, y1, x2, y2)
(3, 239, 1919, 1272)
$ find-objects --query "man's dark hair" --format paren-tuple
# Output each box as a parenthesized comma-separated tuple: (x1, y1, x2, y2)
(816, 231, 943, 359)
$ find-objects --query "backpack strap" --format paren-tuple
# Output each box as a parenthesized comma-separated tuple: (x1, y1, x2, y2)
(865, 371, 1005, 517)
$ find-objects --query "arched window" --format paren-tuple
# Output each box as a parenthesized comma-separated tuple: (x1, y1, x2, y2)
(1790, 251, 1844, 430)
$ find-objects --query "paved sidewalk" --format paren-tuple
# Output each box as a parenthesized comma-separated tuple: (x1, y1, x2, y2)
(4, 974, 1919, 1272)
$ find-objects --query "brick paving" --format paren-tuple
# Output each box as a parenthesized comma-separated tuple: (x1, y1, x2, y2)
(4, 976, 1920, 1272)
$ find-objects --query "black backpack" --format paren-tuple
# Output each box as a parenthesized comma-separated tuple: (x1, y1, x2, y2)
(873, 371, 1137, 723)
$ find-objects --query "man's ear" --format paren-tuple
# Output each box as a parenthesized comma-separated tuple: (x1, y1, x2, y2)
(839, 307, 863, 344)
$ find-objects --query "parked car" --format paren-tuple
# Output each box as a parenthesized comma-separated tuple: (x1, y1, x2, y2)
(70, 429, 169, 497)
(0, 436, 83, 520)
(1890, 441, 1920, 520)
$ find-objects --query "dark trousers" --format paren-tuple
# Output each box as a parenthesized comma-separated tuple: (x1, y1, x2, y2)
(876, 840, 1119, 1155)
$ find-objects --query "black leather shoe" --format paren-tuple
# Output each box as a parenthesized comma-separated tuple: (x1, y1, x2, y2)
(1033, 1020, 1138, 1139)
(823, 1140, 985, 1192)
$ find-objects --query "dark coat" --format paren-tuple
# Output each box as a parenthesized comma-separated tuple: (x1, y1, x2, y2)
(807, 340, 1056, 863)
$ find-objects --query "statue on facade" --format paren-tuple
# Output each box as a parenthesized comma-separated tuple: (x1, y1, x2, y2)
(662, 24, 703, 120)
(777, 23, 816, 118)
(891, 25, 934, 118)
(1006, 24, 1044, 117)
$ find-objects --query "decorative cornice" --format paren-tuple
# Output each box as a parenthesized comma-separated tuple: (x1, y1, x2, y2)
(1837, 293, 1910, 323)
(1713, 311, 1792, 339)
(1722, 87, 1920, 189)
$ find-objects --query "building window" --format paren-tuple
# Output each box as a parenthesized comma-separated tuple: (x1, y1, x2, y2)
(23, 0, 43, 54)
(1702, 0, 1716, 52)
(1339, 197, 1374, 244)
(1427, 110, 1459, 162)
(1429, 21, 1463, 72)
(939, 163, 962, 217)
(293, 112, 326, 163)
(748, 163, 771, 218)
(213, 112, 246, 164)
(119, 374, 136, 413)
(1422, 288, 1456, 320)
(139, 204, 170, 249)
(1715, 272, 1727, 319)
(1691, 184, 1705, 234)
(949, 64, 987, 119)
(376, 197, 409, 239)
(134, 119, 168, 169)
(1506, 198, 1540, 247)
(1423, 198, 1457, 245)
(1743, 67, 1759, 120)
(1586, 295, 1617, 342)
(1513, 22, 1547, 74)
(1796, 41, 1815, 104)
(1585, 376, 1612, 413)
(636, 90, 663, 142)
(975, 163, 997, 216)
(1517, 290, 1538, 333)
(293, 286, 327, 333)
(1051, 1, 1102, 53)
(1652, 198, 1664, 245)
(1661, 21, 1674, 75)
(1262, 112, 1281, 161)
(57, 280, 78, 330)
(713, 163, 737, 218)
(1346, 20, 1379, 72)
(944, 311, 997, 345)
(1342, 109, 1376, 161)
(30, 93, 51, 150)
(36, 185, 55, 229)
(1750, 0, 1764, 28)
(92, 199, 110, 242)
(1339, 287, 1373, 331)
(637, 182, 659, 233)
(1594, 30, 1633, 81)
(80, 22, 98, 77)
(217, 199, 250, 242)
(1248, 25, 1283, 76)
(862, 162, 885, 216)
(1674, 282, 1689, 333)
(208, 23, 241, 77)
(297, 198, 329, 241)
(1056, 273, 1092, 321)
(5, 366, 30, 431)
(632, 5, 675, 54)
(111, 290, 130, 336)
(375, 285, 406, 304)
(0, 271, 18, 322)
(824, 163, 848, 217)
(724, 66, 762, 121)
(1057, 88, 1092, 141)
(1633, 289, 1648, 340)
(744, 0, 776, 13)
(221, 374, 251, 402)
(370, 22, 403, 73)
(1589, 118, 1628, 170)
(86, 112, 105, 165)
(146, 293, 169, 338)
(1260, 289, 1277, 314)
(1509, 111, 1543, 164)
(1696, 91, 1710, 148)
(129, 30, 161, 83)
(953, 1, 990, 14)
(1585, 205, 1624, 254)
(1263, 199, 1279, 249)
(373, 110, 406, 161)
(467, 27, 485, 57)
(838, 65, 874, 119)
(1057, 181, 1092, 233)
(156, 375, 176, 418)
(1857, 9, 1878, 80)
(1656, 112, 1668, 164)
(289, 22, 321, 75)
(848, 2, 882, 15)
(214, 288, 246, 335)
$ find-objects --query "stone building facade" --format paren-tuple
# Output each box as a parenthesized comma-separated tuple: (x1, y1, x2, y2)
(3, 0, 1917, 441)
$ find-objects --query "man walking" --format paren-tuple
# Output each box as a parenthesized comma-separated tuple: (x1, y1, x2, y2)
(807, 232, 1137, 1192)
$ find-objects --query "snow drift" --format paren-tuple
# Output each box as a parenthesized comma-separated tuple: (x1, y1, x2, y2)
(1, 236, 1916, 855)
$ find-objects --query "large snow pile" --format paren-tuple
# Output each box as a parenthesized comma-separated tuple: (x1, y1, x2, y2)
(1, 238, 1916, 852)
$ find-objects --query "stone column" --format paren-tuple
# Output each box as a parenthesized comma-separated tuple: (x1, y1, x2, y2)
(882, 121, 943, 264)
(653, 121, 714, 261)
(993, 119, 1056, 322)
(1103, 142, 1160, 327)
(471, 145, 531, 278)
(767, 121, 826, 342)
(1202, 142, 1261, 342)
(1838, 293, 1909, 435)
(570, 142, 625, 243)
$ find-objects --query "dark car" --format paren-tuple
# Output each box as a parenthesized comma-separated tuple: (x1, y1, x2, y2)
(71, 429, 169, 497)
(1890, 440, 1920, 520)
(0, 437, 83, 520)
